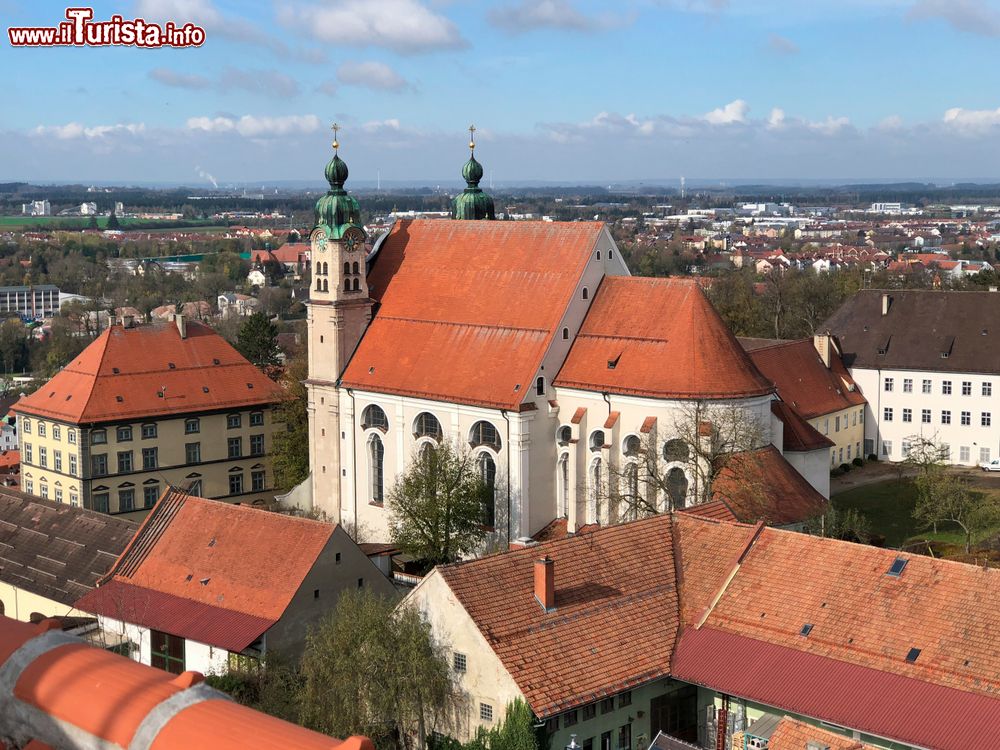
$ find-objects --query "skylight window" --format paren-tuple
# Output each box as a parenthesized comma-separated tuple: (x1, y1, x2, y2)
(887, 557, 908, 577)
(800, 623, 813, 637)
(906, 647, 921, 663)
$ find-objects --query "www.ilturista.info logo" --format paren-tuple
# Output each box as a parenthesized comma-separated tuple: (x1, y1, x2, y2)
(8, 7, 205, 48)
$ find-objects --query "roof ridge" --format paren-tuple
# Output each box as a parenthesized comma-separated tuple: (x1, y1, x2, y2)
(378, 315, 549, 335)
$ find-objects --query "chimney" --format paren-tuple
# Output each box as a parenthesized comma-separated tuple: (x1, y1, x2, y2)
(174, 313, 186, 339)
(881, 293, 891, 316)
(534, 556, 555, 612)
(813, 333, 831, 369)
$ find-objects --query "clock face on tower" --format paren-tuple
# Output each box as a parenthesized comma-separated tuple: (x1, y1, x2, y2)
(342, 226, 365, 252)
(311, 228, 327, 253)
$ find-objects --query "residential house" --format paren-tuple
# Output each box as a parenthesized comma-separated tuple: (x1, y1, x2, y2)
(13, 316, 287, 518)
(823, 290, 1000, 465)
(76, 489, 395, 675)
(218, 291, 260, 319)
(0, 490, 136, 622)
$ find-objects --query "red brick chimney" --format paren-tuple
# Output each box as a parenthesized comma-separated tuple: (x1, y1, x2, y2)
(534, 556, 555, 612)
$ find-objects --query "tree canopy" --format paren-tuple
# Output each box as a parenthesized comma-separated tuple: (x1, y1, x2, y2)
(236, 312, 281, 370)
(271, 356, 309, 491)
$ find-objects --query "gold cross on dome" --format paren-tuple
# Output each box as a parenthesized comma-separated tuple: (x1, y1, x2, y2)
(469, 124, 476, 150)
(331, 122, 340, 151)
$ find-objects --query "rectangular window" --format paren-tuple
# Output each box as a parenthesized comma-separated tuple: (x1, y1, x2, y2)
(117, 451, 133, 473)
(835, 416, 841, 432)
(92, 492, 109, 513)
(600, 698, 615, 714)
(823, 418, 829, 435)
(21, 418, 30, 434)
(960, 446, 971, 462)
(24, 480, 32, 495)
(942, 410, 952, 425)
(902, 439, 912, 458)
(618, 691, 631, 708)
(584, 739, 593, 750)
(69, 454, 78, 476)
(144, 485, 160, 507)
(453, 652, 467, 673)
(229, 473, 243, 495)
(617, 724, 631, 750)
(250, 434, 264, 456)
(227, 414, 242, 429)
(38, 446, 47, 468)
(91, 429, 106, 445)
(902, 408, 912, 423)
(52, 425, 60, 441)
(54, 488, 63, 504)
(480, 703, 493, 722)
(37, 422, 46, 437)
(150, 630, 185, 675)
(847, 444, 852, 459)
(119, 488, 134, 512)
(962, 411, 972, 426)
(39, 483, 48, 499)
(142, 423, 157, 439)
(922, 409, 931, 424)
(185, 442, 201, 464)
(941, 443, 951, 460)
(943, 380, 952, 395)
(884, 377, 894, 392)
(68, 429, 77, 445)
(982, 447, 992, 464)
(250, 411, 264, 427)
(251, 470, 265, 491)
(963, 381, 972, 396)
(23, 443, 31, 464)
(923, 379, 932, 394)
(54, 450, 62, 471)
(582, 704, 597, 721)
(184, 418, 200, 434)
(187, 479, 202, 496)
(142, 447, 158, 470)
(882, 440, 892, 457)
(884, 407, 893, 422)
(117, 425, 133, 442)
(227, 437, 242, 459)
(91, 454, 108, 477)
(903, 378, 913, 393)
(601, 732, 612, 750)
(564, 710, 579, 727)
(984, 382, 994, 397)
(70, 492, 79, 507)
(985, 413, 993, 427)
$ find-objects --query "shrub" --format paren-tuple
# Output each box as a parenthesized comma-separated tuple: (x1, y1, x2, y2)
(852, 457, 864, 467)
(867, 453, 879, 462)
(840, 463, 852, 473)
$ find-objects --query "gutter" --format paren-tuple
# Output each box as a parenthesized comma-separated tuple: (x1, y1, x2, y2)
(501, 409, 512, 544)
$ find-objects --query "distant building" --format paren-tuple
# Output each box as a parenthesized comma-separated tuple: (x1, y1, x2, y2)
(0, 285, 60, 320)
(80, 202, 98, 216)
(20, 200, 50, 217)
(218, 292, 260, 319)
(869, 202, 903, 214)
(13, 316, 287, 518)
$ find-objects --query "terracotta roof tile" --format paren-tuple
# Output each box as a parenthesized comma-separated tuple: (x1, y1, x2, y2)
(677, 499, 738, 524)
(436, 515, 679, 717)
(555, 278, 774, 399)
(639, 416, 656, 433)
(770, 400, 834, 452)
(341, 220, 604, 409)
(604, 411, 620, 429)
(15, 321, 285, 424)
(571, 407, 586, 424)
(767, 716, 872, 749)
(711, 446, 827, 525)
(747, 339, 865, 420)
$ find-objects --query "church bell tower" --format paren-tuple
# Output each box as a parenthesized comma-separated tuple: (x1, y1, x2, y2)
(307, 124, 371, 520)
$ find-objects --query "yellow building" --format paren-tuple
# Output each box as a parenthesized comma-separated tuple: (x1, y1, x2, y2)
(13, 316, 287, 520)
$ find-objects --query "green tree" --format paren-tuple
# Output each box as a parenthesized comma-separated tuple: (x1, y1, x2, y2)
(106, 211, 121, 230)
(805, 505, 872, 544)
(299, 588, 456, 750)
(914, 466, 1000, 553)
(236, 312, 281, 370)
(464, 700, 540, 750)
(388, 441, 491, 567)
(205, 652, 301, 724)
(272, 357, 308, 491)
(0, 318, 28, 375)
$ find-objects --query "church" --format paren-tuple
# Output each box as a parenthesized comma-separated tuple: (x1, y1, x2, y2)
(304, 129, 829, 545)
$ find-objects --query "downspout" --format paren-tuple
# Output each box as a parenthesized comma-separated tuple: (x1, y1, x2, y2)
(501, 409, 511, 544)
(347, 387, 358, 530)
(601, 391, 612, 417)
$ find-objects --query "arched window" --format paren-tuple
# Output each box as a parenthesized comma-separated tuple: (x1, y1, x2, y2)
(562, 328, 569, 340)
(663, 439, 689, 463)
(666, 467, 688, 509)
(316, 278, 323, 291)
(535, 376, 545, 396)
(596, 250, 601, 260)
(323, 262, 328, 275)
(479, 453, 496, 528)
(582, 287, 589, 300)
(344, 278, 351, 291)
(590, 430, 605, 451)
(368, 435, 384, 504)
(352, 278, 360, 291)
(322, 279, 328, 292)
(362, 405, 388, 432)
(557, 425, 572, 446)
(352, 261, 360, 275)
(414, 412, 442, 441)
(344, 261, 351, 275)
(557, 453, 569, 517)
(623, 435, 641, 457)
(469, 421, 501, 450)
(315, 262, 322, 276)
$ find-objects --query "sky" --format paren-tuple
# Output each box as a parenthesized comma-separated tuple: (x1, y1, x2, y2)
(5, 0, 1000, 185)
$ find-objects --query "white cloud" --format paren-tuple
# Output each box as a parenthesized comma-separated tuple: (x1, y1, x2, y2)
(362, 119, 403, 133)
(488, 0, 628, 33)
(219, 68, 300, 98)
(277, 0, 465, 54)
(807, 115, 851, 135)
(148, 68, 211, 89)
(767, 107, 786, 129)
(337, 61, 409, 92)
(186, 114, 321, 137)
(908, 0, 1000, 37)
(877, 114, 904, 131)
(704, 99, 749, 125)
(943, 106, 1000, 133)
(32, 122, 146, 139)
(767, 33, 799, 54)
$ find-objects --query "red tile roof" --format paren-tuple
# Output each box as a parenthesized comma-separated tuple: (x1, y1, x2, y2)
(747, 339, 865, 420)
(436, 515, 679, 717)
(766, 716, 873, 749)
(341, 220, 605, 410)
(76, 490, 333, 651)
(555, 277, 774, 399)
(770, 400, 834, 452)
(711, 446, 827, 526)
(677, 499, 738, 523)
(15, 321, 286, 424)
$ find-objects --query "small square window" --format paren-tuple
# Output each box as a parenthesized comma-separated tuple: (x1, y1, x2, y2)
(453, 652, 467, 673)
(800, 623, 814, 636)
(618, 691, 631, 708)
(142, 424, 157, 439)
(480, 703, 493, 722)
(906, 647, 921, 663)
(887, 557, 908, 577)
(903, 378, 912, 393)
(117, 426, 133, 442)
(943, 380, 952, 395)
(250, 411, 264, 427)
(227, 414, 242, 429)
(962, 381, 972, 396)
(600, 698, 615, 714)
(564, 710, 579, 727)
(985, 382, 994, 397)
(582, 704, 596, 721)
(185, 418, 200, 434)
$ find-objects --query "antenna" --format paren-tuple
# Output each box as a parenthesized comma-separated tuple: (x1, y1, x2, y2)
(680, 176, 686, 199)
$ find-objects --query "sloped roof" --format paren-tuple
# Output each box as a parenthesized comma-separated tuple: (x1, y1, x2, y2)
(765, 716, 874, 749)
(76, 490, 333, 651)
(822, 289, 1000, 374)
(436, 514, 679, 717)
(15, 321, 285, 424)
(0, 490, 136, 607)
(554, 277, 774, 399)
(711, 446, 827, 526)
(747, 339, 865, 419)
(341, 219, 604, 409)
(770, 400, 834, 452)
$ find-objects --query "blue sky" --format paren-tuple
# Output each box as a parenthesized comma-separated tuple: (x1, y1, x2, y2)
(5, 0, 1000, 184)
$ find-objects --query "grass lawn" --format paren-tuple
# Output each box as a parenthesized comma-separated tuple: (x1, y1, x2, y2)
(832, 478, 1000, 550)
